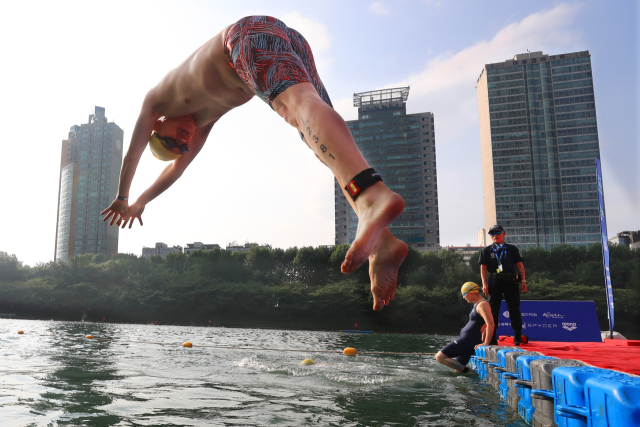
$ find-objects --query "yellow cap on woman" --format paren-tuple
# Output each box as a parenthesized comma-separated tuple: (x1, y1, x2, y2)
(461, 282, 480, 296)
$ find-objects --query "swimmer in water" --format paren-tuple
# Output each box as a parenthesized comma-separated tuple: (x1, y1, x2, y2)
(435, 282, 494, 373)
(100, 16, 407, 311)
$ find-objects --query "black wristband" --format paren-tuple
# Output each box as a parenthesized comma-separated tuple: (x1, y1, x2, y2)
(345, 168, 383, 201)
(117, 195, 128, 201)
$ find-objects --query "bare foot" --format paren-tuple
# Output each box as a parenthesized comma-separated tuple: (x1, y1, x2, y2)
(368, 228, 408, 311)
(341, 183, 405, 274)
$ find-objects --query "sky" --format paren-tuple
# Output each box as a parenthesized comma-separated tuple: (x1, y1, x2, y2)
(0, 1, 637, 266)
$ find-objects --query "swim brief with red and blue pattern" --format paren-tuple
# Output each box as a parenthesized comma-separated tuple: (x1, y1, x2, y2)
(224, 16, 333, 108)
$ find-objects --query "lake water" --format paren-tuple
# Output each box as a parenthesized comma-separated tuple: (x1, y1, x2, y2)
(0, 319, 527, 426)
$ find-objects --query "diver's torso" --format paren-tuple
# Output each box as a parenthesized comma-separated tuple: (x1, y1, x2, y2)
(150, 26, 254, 128)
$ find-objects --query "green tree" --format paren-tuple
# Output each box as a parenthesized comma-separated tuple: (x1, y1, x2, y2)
(293, 246, 332, 286)
(521, 246, 550, 275)
(0, 252, 25, 282)
(245, 246, 277, 274)
(547, 244, 585, 276)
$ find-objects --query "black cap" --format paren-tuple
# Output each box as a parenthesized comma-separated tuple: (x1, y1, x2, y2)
(488, 224, 505, 235)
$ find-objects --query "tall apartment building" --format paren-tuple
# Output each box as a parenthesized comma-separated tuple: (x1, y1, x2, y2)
(54, 106, 124, 262)
(477, 228, 487, 247)
(476, 51, 602, 250)
(335, 87, 439, 251)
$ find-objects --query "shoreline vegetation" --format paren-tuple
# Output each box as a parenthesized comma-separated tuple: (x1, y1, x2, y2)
(1, 244, 638, 338)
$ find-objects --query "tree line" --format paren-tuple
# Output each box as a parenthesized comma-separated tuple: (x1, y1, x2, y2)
(0, 243, 638, 336)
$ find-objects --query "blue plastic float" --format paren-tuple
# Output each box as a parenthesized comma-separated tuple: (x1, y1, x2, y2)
(515, 355, 556, 425)
(583, 375, 640, 426)
(495, 350, 531, 400)
(529, 358, 586, 427)
(468, 344, 640, 427)
(552, 366, 631, 427)
(489, 348, 523, 396)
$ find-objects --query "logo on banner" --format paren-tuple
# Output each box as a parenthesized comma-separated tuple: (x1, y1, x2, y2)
(562, 322, 577, 332)
(543, 312, 564, 319)
(503, 311, 510, 318)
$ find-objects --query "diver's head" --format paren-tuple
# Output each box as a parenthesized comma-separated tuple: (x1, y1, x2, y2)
(149, 116, 196, 161)
(461, 282, 480, 303)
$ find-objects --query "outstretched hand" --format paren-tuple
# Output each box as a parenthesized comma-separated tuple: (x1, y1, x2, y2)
(101, 199, 145, 229)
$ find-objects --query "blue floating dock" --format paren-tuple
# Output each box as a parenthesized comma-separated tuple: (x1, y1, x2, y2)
(470, 345, 640, 427)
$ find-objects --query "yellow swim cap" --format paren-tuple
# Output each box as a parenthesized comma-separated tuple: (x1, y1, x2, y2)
(461, 282, 480, 296)
(149, 132, 181, 161)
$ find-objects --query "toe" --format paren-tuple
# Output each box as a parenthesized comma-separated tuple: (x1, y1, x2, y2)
(342, 250, 367, 274)
(341, 252, 353, 273)
(340, 260, 350, 273)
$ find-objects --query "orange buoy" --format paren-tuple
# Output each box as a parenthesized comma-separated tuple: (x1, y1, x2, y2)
(343, 347, 356, 356)
(17, 331, 24, 334)
(85, 335, 93, 339)
(183, 342, 193, 348)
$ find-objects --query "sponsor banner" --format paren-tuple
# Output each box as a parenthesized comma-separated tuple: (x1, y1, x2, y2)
(596, 156, 614, 335)
(497, 300, 601, 342)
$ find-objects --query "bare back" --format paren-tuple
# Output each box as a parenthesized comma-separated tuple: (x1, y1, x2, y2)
(147, 26, 255, 128)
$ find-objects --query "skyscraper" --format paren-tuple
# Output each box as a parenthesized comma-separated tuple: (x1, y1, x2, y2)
(54, 106, 124, 262)
(335, 87, 439, 251)
(476, 50, 602, 250)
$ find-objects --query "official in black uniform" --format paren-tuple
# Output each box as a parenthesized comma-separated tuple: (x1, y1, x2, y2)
(478, 225, 527, 345)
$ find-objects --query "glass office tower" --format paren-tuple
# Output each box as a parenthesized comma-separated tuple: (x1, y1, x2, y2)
(477, 51, 602, 250)
(54, 106, 124, 262)
(335, 87, 439, 251)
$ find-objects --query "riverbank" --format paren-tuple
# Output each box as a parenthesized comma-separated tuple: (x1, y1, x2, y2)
(2, 245, 638, 339)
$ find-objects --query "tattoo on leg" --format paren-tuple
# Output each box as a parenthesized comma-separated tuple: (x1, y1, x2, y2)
(448, 358, 466, 371)
(300, 117, 334, 161)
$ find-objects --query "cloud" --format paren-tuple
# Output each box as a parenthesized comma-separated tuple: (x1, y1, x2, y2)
(389, 3, 583, 135)
(369, 2, 390, 16)
(281, 11, 332, 53)
(333, 4, 584, 136)
(281, 11, 334, 72)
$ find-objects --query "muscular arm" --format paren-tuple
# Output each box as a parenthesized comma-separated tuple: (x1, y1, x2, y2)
(118, 92, 163, 199)
(137, 123, 213, 206)
(101, 93, 161, 226)
(114, 122, 214, 229)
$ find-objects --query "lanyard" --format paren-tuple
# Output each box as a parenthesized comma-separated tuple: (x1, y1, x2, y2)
(492, 244, 507, 268)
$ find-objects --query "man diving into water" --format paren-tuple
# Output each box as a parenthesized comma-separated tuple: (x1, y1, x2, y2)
(101, 16, 408, 310)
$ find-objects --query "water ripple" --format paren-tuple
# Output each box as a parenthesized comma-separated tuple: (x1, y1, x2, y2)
(0, 319, 527, 426)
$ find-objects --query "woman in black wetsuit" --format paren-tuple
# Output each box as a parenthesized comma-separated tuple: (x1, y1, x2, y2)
(435, 282, 495, 372)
